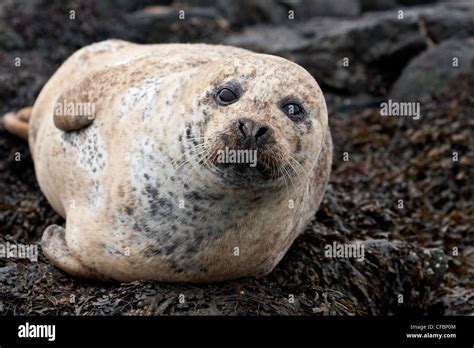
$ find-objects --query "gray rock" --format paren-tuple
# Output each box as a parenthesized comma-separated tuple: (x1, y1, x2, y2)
(0, 0, 41, 19)
(126, 5, 226, 43)
(175, 0, 216, 7)
(285, 0, 362, 18)
(216, 0, 288, 25)
(360, 0, 398, 11)
(226, 25, 310, 53)
(0, 28, 25, 50)
(398, 0, 438, 5)
(94, 0, 171, 14)
(361, 0, 439, 11)
(225, 1, 474, 94)
(303, 221, 448, 314)
(390, 37, 474, 101)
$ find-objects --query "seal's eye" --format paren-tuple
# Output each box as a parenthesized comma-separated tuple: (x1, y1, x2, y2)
(281, 102, 305, 121)
(216, 87, 238, 106)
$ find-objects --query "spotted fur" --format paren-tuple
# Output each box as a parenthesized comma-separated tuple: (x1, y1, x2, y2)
(29, 40, 332, 282)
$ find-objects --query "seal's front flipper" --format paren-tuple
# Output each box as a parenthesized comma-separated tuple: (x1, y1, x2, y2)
(41, 224, 101, 279)
(53, 71, 105, 131)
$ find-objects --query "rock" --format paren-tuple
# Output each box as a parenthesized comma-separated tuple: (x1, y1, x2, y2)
(288, 0, 362, 18)
(0, 0, 41, 19)
(398, 0, 438, 5)
(310, 235, 448, 314)
(0, 28, 26, 50)
(126, 5, 228, 43)
(226, 25, 309, 53)
(0, 51, 54, 107)
(216, 0, 288, 26)
(93, 0, 172, 14)
(176, 0, 221, 7)
(390, 37, 474, 101)
(361, 0, 439, 11)
(225, 1, 474, 95)
(360, 0, 398, 11)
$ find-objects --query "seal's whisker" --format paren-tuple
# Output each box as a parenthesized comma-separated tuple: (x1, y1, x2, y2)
(268, 148, 281, 180)
(200, 149, 224, 175)
(288, 156, 309, 185)
(267, 148, 290, 199)
(176, 136, 208, 144)
(288, 155, 308, 186)
(170, 143, 208, 167)
(171, 133, 226, 170)
(286, 159, 301, 183)
(280, 166, 290, 200)
(170, 149, 209, 174)
(281, 162, 296, 191)
(287, 155, 313, 205)
(288, 155, 311, 184)
(164, 150, 210, 187)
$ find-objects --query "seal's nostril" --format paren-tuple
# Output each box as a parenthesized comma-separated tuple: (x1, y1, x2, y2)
(255, 126, 268, 139)
(238, 120, 247, 138)
(235, 118, 272, 145)
(237, 118, 255, 138)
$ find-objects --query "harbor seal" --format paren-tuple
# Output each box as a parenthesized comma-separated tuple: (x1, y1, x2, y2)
(2, 39, 332, 282)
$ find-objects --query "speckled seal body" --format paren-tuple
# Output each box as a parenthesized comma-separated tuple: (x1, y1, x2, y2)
(30, 39, 332, 282)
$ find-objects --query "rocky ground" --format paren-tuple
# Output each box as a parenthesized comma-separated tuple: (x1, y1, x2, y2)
(0, 0, 472, 315)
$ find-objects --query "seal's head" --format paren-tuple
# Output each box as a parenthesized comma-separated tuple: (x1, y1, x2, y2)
(182, 53, 328, 189)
